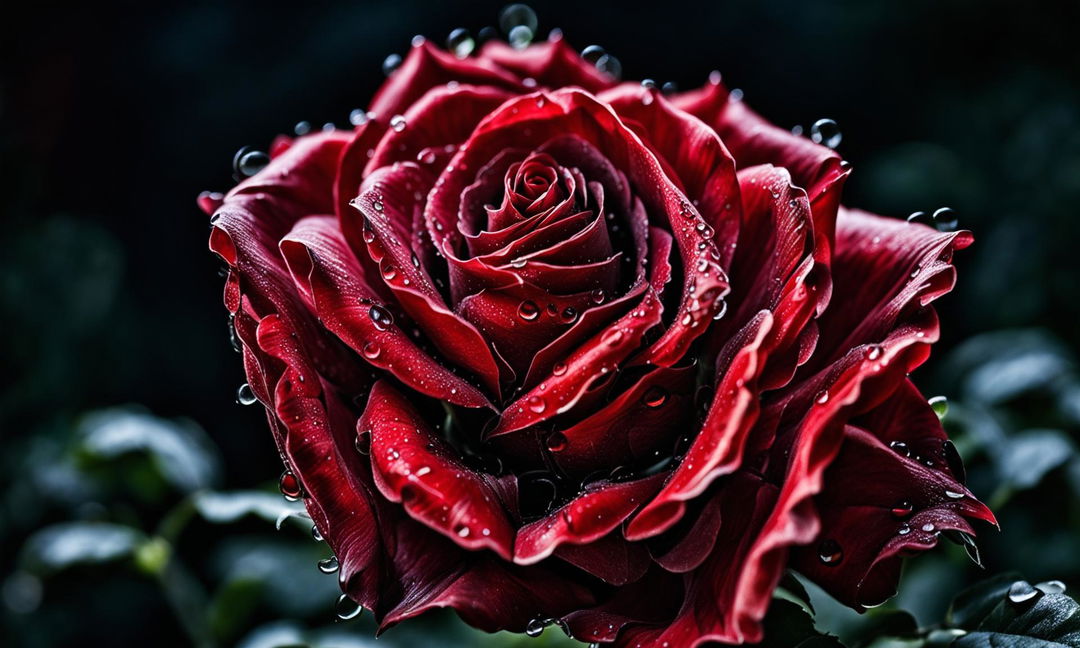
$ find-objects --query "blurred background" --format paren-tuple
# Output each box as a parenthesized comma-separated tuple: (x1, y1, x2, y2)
(2, 1, 1079, 646)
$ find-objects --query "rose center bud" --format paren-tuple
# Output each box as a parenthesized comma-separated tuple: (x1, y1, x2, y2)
(447, 137, 642, 391)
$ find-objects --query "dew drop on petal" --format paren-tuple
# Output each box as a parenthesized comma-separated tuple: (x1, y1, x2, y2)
(390, 115, 407, 132)
(546, 431, 567, 452)
(336, 594, 363, 620)
(527, 395, 546, 414)
(369, 305, 395, 330)
(318, 556, 339, 574)
(446, 28, 476, 58)
(642, 386, 668, 408)
(518, 300, 540, 321)
(929, 395, 949, 419)
(382, 53, 403, 77)
(932, 207, 959, 231)
(817, 539, 843, 565)
(279, 470, 302, 501)
(891, 501, 913, 518)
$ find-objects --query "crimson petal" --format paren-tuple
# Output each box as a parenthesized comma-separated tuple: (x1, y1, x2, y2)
(280, 216, 491, 408)
(363, 380, 516, 559)
(514, 475, 665, 565)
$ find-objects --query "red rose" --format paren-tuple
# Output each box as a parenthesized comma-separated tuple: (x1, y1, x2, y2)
(202, 33, 994, 647)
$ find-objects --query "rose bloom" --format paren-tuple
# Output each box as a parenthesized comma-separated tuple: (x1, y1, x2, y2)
(201, 33, 994, 647)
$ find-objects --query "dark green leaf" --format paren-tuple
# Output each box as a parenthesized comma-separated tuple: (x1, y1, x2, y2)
(948, 576, 1080, 648)
(758, 598, 846, 648)
(995, 429, 1075, 491)
(78, 408, 222, 492)
(193, 490, 306, 526)
(21, 522, 146, 574)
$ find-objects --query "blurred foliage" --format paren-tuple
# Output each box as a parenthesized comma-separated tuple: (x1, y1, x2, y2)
(2, 0, 1079, 646)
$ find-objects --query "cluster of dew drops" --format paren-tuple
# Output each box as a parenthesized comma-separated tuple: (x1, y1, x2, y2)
(217, 0, 972, 634)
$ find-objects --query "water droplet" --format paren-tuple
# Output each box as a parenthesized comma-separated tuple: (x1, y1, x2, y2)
(236, 383, 257, 406)
(944, 489, 965, 499)
(279, 470, 302, 501)
(864, 344, 883, 360)
(809, 118, 842, 149)
(817, 539, 842, 565)
(581, 45, 605, 64)
(507, 24, 534, 49)
(590, 288, 606, 304)
(354, 432, 370, 455)
(662, 81, 678, 94)
(1036, 580, 1067, 595)
(336, 593, 363, 620)
(527, 395, 546, 414)
(929, 395, 949, 419)
(390, 115, 407, 132)
(417, 149, 437, 165)
(815, 390, 829, 404)
(907, 211, 932, 226)
(898, 524, 912, 535)
(891, 501, 913, 518)
(932, 207, 958, 231)
(518, 300, 540, 321)
(552, 362, 567, 376)
(234, 147, 270, 177)
(890, 440, 910, 456)
(728, 88, 744, 102)
(294, 121, 312, 135)
(381, 263, 397, 281)
(525, 617, 547, 638)
(560, 306, 578, 324)
(499, 4, 539, 36)
(447, 28, 475, 58)
(318, 556, 339, 573)
(382, 53, 403, 76)
(546, 432, 567, 452)
(942, 440, 966, 483)
(311, 525, 324, 542)
(361, 341, 381, 360)
(921, 523, 936, 532)
(1008, 581, 1040, 604)
(595, 53, 622, 80)
(348, 110, 368, 127)
(369, 305, 394, 330)
(642, 386, 668, 408)
(455, 523, 471, 538)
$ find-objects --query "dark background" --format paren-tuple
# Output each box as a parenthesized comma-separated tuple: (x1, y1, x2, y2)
(2, 1, 1079, 646)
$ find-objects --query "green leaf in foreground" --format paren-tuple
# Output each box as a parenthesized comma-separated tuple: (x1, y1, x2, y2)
(947, 575, 1080, 647)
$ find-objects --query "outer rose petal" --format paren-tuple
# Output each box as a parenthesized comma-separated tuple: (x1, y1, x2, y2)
(369, 41, 526, 118)
(363, 380, 516, 559)
(478, 38, 616, 94)
(671, 79, 850, 312)
(790, 381, 994, 609)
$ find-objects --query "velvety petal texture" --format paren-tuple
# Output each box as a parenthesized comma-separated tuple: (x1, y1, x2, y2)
(203, 34, 992, 648)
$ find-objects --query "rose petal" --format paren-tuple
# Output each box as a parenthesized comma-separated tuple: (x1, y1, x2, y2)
(363, 380, 516, 559)
(351, 163, 503, 393)
(369, 41, 525, 118)
(514, 475, 666, 565)
(548, 364, 696, 478)
(790, 384, 994, 609)
(367, 84, 515, 176)
(479, 38, 616, 94)
(626, 311, 773, 540)
(280, 216, 492, 408)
